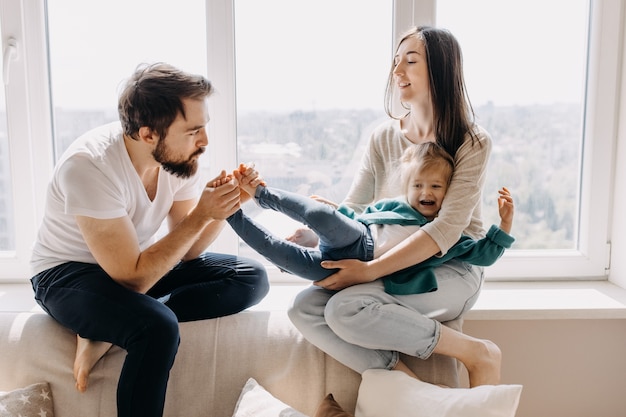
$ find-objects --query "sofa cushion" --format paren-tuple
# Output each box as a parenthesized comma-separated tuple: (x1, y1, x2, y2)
(0, 308, 462, 417)
(355, 369, 522, 417)
(232, 380, 354, 417)
(0, 381, 55, 416)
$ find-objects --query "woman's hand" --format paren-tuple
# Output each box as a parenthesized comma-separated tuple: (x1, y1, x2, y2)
(314, 259, 378, 290)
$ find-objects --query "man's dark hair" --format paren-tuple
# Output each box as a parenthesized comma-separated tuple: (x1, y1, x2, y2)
(118, 63, 213, 141)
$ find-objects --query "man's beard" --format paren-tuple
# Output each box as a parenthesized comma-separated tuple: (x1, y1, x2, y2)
(152, 139, 203, 179)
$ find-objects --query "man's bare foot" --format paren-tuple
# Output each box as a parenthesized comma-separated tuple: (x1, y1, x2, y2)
(73, 335, 112, 393)
(465, 339, 502, 387)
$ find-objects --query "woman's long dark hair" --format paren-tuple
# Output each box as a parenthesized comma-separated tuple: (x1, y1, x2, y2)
(384, 26, 477, 158)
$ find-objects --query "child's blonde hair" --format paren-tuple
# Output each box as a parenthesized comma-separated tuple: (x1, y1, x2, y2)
(399, 142, 455, 193)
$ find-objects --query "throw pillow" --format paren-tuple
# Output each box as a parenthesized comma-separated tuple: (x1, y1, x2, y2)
(314, 393, 354, 417)
(356, 369, 522, 417)
(0, 382, 54, 417)
(232, 377, 309, 417)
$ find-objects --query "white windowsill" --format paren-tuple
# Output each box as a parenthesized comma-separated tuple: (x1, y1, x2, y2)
(2, 279, 626, 320)
(250, 279, 626, 321)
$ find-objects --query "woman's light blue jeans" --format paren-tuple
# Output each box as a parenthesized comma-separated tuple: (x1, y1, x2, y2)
(288, 260, 483, 373)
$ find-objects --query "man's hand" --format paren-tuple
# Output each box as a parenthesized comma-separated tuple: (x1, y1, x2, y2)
(314, 258, 378, 290)
(196, 170, 241, 221)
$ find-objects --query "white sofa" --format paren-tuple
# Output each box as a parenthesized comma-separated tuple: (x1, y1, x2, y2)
(0, 296, 461, 416)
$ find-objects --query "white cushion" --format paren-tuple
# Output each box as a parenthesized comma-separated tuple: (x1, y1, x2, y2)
(355, 369, 522, 417)
(232, 377, 309, 417)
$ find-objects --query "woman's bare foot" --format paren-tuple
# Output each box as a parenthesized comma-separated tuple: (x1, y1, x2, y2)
(73, 335, 112, 393)
(434, 326, 502, 387)
(465, 339, 502, 387)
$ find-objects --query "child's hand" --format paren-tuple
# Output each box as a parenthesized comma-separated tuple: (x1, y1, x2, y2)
(497, 186, 514, 234)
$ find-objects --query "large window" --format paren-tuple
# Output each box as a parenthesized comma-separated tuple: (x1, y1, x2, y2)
(0, 21, 14, 251)
(0, 0, 620, 282)
(46, 0, 207, 160)
(438, 0, 588, 251)
(231, 0, 392, 273)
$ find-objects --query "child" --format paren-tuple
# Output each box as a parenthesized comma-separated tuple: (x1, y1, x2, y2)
(225, 142, 514, 295)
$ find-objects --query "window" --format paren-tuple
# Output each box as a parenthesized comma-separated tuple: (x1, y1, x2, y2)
(434, 0, 615, 279)
(230, 0, 392, 277)
(46, 0, 207, 160)
(0, 0, 619, 282)
(0, 22, 15, 252)
(438, 0, 588, 251)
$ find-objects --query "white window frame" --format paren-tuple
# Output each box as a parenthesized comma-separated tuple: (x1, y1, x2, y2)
(483, 0, 617, 280)
(0, 0, 618, 282)
(0, 0, 53, 280)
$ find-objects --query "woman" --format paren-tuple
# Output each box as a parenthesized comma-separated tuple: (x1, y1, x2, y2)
(288, 26, 501, 388)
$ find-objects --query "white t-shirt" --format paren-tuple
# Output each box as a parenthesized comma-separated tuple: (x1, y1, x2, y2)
(370, 224, 422, 259)
(30, 122, 202, 275)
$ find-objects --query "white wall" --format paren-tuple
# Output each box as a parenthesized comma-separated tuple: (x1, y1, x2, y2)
(462, 319, 626, 417)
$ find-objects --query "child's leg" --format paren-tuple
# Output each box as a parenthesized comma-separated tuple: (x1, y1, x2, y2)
(226, 210, 335, 281)
(254, 186, 367, 249)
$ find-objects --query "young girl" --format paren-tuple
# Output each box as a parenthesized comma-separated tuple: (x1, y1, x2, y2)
(224, 142, 514, 296)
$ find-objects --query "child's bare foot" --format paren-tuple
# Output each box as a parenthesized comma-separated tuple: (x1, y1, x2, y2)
(234, 163, 265, 200)
(73, 335, 112, 393)
(466, 339, 502, 387)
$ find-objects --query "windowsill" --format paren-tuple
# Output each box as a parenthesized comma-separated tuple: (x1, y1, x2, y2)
(2, 279, 626, 320)
(251, 279, 626, 321)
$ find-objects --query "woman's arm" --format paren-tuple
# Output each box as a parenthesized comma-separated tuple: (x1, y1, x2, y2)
(316, 229, 440, 290)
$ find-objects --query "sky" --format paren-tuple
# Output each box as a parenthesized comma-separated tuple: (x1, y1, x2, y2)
(46, 0, 588, 111)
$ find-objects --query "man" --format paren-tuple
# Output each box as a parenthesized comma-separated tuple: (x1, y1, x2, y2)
(30, 63, 269, 417)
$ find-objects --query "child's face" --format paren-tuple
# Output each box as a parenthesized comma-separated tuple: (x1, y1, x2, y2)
(406, 167, 449, 221)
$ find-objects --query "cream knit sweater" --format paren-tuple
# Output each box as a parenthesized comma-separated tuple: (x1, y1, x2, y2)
(342, 118, 492, 255)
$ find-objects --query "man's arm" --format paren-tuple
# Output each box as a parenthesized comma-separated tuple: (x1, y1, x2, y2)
(168, 198, 226, 261)
(76, 178, 241, 293)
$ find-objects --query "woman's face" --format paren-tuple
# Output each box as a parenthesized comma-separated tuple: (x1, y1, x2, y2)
(393, 35, 430, 104)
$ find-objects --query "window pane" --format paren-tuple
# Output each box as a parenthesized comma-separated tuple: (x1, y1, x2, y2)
(437, 0, 589, 250)
(47, 0, 207, 159)
(0, 24, 15, 251)
(233, 0, 393, 267)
